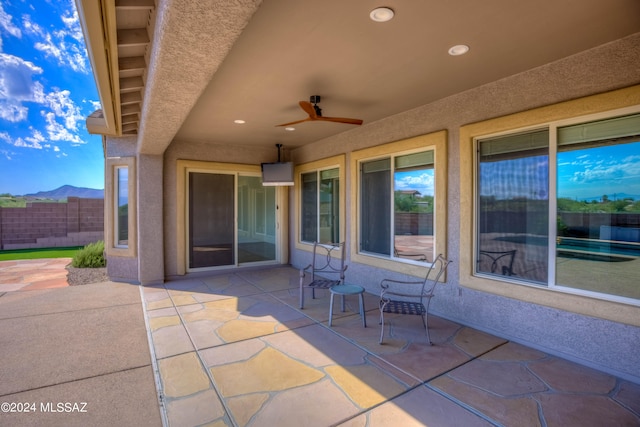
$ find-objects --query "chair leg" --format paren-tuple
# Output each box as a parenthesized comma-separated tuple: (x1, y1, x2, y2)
(300, 286, 304, 309)
(328, 292, 335, 327)
(359, 293, 366, 327)
(422, 314, 432, 346)
(379, 303, 386, 344)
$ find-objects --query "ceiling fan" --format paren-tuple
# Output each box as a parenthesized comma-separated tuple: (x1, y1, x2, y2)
(276, 95, 363, 127)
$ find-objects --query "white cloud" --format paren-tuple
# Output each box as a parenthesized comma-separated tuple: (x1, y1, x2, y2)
(0, 131, 11, 143)
(569, 156, 640, 185)
(0, 53, 44, 100)
(61, 6, 84, 44)
(25, 6, 89, 73)
(13, 136, 43, 149)
(0, 101, 28, 121)
(86, 99, 101, 111)
(42, 111, 82, 144)
(0, 128, 44, 150)
(21, 14, 44, 38)
(45, 89, 84, 130)
(0, 53, 45, 122)
(0, 3, 22, 39)
(0, 149, 12, 160)
(25, 128, 46, 145)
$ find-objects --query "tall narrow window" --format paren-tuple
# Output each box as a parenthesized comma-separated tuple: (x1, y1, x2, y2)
(301, 168, 340, 244)
(361, 150, 434, 262)
(115, 166, 129, 248)
(477, 130, 549, 283)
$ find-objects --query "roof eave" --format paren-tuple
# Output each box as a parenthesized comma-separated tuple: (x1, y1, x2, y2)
(75, 0, 122, 136)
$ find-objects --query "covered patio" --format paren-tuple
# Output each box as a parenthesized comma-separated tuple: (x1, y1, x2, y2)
(142, 266, 640, 426)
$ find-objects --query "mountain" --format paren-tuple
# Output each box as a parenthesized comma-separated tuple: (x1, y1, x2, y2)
(24, 185, 104, 199)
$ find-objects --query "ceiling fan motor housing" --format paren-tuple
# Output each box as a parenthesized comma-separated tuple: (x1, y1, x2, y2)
(310, 95, 321, 104)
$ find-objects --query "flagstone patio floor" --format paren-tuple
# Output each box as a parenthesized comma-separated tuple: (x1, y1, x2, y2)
(142, 266, 640, 427)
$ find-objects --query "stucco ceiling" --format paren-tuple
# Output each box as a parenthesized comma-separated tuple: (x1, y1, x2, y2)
(108, 0, 640, 150)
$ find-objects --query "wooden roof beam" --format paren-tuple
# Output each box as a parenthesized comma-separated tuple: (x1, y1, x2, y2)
(120, 76, 144, 92)
(121, 104, 141, 115)
(117, 29, 149, 47)
(121, 91, 142, 105)
(122, 113, 139, 124)
(119, 56, 146, 73)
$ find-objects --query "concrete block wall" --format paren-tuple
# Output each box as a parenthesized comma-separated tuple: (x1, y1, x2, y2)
(0, 197, 104, 250)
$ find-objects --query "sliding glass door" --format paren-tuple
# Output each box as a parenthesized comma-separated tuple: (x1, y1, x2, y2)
(237, 176, 276, 264)
(188, 171, 277, 270)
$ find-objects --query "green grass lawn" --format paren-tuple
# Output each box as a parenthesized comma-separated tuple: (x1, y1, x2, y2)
(0, 247, 82, 261)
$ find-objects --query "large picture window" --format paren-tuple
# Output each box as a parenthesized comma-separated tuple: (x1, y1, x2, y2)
(475, 112, 640, 303)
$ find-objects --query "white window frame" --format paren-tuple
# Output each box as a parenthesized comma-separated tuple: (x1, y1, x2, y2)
(105, 157, 136, 257)
(351, 131, 448, 277)
(472, 106, 640, 306)
(295, 155, 346, 253)
(300, 167, 341, 244)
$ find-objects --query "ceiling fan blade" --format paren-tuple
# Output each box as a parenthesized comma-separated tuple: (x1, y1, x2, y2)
(317, 116, 363, 125)
(277, 99, 362, 126)
(298, 101, 318, 118)
(275, 117, 313, 127)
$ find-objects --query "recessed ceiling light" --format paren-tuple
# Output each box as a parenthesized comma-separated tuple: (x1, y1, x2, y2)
(234, 119, 246, 124)
(448, 45, 470, 56)
(285, 127, 295, 131)
(370, 7, 394, 22)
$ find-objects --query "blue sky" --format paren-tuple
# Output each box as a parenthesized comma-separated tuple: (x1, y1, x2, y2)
(479, 140, 640, 201)
(0, 0, 102, 195)
(558, 141, 640, 201)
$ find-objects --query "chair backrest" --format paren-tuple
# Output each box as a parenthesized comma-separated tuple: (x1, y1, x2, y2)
(310, 242, 347, 280)
(420, 254, 453, 297)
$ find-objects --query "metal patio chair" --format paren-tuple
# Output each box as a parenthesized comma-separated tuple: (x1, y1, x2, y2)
(299, 242, 347, 309)
(379, 254, 452, 345)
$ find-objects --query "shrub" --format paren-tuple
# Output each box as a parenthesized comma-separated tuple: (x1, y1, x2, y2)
(71, 240, 106, 268)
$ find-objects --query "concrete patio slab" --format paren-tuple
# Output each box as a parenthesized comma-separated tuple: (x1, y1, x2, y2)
(2, 260, 639, 426)
(1, 366, 161, 427)
(0, 262, 162, 426)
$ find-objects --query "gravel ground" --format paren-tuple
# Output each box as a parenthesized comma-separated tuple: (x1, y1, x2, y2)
(66, 265, 109, 286)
